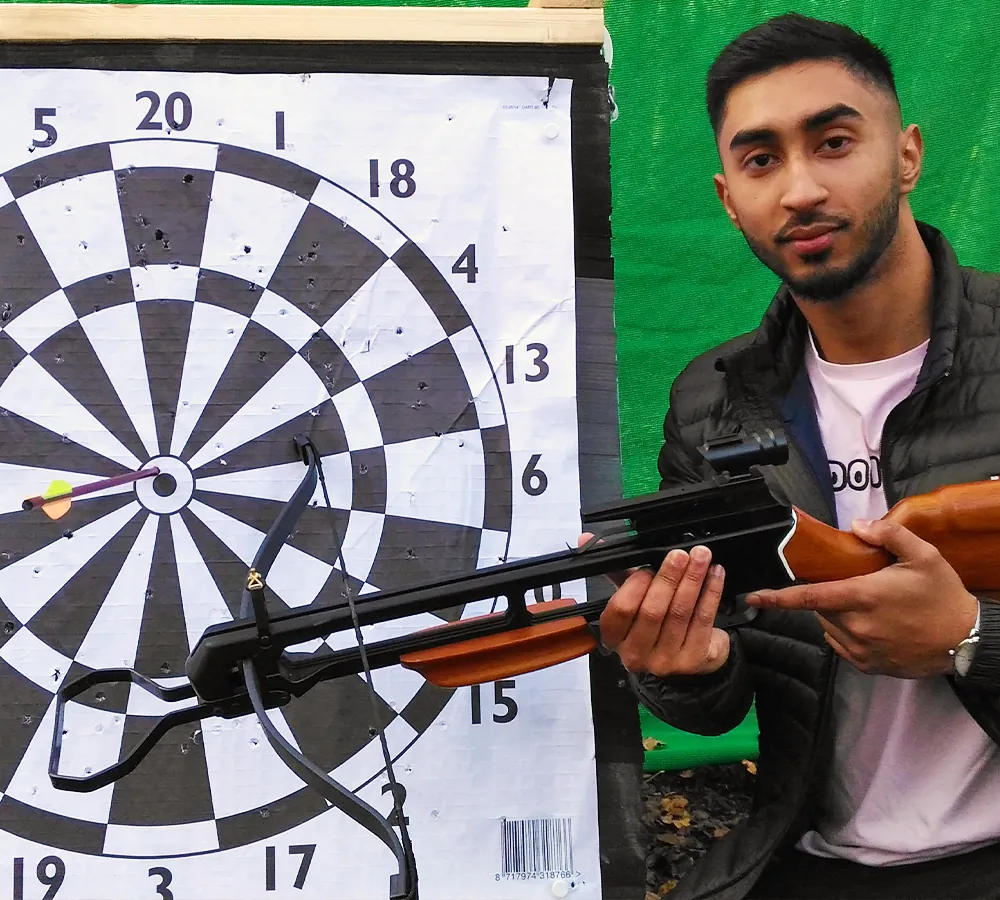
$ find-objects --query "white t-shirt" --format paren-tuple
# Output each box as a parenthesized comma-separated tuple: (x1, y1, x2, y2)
(794, 329, 1000, 865)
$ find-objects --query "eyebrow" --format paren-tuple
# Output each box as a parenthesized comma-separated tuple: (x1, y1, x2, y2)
(727, 103, 864, 152)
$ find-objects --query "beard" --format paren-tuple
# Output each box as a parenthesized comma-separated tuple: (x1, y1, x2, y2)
(741, 178, 901, 302)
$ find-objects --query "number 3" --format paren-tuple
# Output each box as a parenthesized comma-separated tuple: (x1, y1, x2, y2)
(148, 867, 174, 900)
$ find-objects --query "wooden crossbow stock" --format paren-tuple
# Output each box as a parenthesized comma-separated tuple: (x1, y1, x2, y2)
(47, 431, 1000, 899)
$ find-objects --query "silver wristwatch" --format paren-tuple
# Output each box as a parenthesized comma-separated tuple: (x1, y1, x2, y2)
(950, 600, 982, 678)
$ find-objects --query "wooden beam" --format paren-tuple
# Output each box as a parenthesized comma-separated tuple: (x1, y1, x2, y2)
(528, 0, 603, 8)
(0, 4, 604, 44)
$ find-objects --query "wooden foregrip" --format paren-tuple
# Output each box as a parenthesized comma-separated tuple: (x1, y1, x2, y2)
(399, 598, 595, 688)
(783, 478, 1000, 591)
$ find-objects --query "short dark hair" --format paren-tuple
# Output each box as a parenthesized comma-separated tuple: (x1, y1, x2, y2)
(706, 12, 899, 139)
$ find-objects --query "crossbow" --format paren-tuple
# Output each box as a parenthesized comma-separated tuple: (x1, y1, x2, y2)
(47, 430, 1000, 899)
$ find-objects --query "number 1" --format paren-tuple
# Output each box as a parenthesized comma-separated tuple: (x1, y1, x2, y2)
(275, 111, 285, 150)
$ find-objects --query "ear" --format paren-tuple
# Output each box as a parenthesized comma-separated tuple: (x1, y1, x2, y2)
(713, 173, 741, 229)
(898, 123, 923, 196)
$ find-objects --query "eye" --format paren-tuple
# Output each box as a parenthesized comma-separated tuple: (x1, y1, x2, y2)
(823, 135, 852, 151)
(745, 152, 774, 170)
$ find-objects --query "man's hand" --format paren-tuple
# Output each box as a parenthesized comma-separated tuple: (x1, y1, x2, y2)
(745, 518, 979, 678)
(581, 534, 731, 677)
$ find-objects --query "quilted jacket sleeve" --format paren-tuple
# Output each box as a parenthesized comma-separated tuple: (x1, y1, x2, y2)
(629, 383, 755, 737)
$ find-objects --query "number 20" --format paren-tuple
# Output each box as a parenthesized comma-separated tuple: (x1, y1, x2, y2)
(136, 91, 192, 132)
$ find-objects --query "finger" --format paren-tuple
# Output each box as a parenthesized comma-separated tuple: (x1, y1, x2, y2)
(745, 580, 859, 614)
(851, 518, 935, 562)
(598, 567, 655, 650)
(651, 562, 726, 674)
(638, 546, 714, 666)
(608, 549, 691, 670)
(816, 613, 859, 655)
(823, 630, 857, 665)
(680, 563, 726, 651)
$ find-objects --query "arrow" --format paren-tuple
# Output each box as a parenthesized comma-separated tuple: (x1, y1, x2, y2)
(23, 467, 161, 520)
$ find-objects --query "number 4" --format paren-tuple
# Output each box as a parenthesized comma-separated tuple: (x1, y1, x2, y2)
(452, 244, 478, 283)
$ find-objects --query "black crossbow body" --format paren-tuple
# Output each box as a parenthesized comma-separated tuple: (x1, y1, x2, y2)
(49, 429, 1000, 898)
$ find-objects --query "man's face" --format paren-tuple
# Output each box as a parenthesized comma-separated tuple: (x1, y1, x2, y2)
(714, 59, 912, 302)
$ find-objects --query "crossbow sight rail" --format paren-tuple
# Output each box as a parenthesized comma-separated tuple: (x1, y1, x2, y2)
(47, 430, 1000, 899)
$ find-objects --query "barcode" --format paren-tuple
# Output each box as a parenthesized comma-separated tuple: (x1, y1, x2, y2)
(501, 817, 574, 875)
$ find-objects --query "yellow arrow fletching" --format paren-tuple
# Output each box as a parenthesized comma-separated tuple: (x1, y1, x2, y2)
(42, 480, 72, 501)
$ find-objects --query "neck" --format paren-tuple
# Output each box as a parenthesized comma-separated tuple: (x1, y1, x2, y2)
(794, 215, 934, 364)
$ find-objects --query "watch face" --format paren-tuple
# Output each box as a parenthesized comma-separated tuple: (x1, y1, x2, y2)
(955, 641, 977, 677)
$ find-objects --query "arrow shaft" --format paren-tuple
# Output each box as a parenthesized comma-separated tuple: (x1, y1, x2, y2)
(22, 467, 161, 511)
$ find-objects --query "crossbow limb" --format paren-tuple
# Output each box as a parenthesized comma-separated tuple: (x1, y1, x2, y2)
(49, 434, 417, 900)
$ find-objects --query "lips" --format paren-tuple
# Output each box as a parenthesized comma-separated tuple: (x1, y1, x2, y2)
(783, 225, 842, 255)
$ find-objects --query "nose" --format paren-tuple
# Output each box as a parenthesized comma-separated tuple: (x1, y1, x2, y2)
(779, 155, 830, 212)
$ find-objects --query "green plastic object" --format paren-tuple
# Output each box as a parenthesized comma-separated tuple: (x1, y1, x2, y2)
(640, 703, 759, 773)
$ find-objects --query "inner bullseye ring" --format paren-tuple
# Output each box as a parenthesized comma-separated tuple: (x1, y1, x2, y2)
(135, 456, 194, 515)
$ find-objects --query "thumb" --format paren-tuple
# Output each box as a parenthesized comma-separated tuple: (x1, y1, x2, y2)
(851, 517, 930, 559)
(577, 531, 632, 588)
(695, 628, 732, 675)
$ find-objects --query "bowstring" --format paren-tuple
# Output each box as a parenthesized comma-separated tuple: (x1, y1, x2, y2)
(314, 450, 416, 873)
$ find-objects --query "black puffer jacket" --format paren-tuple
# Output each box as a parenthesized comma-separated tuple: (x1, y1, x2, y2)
(634, 222, 1000, 900)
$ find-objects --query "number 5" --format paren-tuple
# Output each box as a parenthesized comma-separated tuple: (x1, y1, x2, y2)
(33, 108, 57, 148)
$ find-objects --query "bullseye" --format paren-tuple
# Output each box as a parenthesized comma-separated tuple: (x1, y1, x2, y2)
(135, 456, 194, 514)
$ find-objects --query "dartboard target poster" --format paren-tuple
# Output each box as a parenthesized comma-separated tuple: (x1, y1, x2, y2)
(0, 68, 606, 899)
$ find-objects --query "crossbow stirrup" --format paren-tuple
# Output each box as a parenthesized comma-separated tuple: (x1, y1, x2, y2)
(239, 435, 417, 900)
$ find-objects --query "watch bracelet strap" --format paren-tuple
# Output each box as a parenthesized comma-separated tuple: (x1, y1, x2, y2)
(960, 598, 1000, 689)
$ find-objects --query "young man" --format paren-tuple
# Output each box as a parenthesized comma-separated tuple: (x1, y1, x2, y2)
(598, 13, 1000, 900)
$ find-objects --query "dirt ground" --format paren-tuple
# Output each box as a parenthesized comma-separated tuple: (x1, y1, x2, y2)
(639, 761, 756, 898)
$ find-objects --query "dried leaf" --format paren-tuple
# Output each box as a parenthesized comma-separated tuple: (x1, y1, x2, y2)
(657, 832, 687, 845)
(679, 768, 695, 778)
(660, 810, 691, 829)
(643, 737, 665, 751)
(658, 879, 678, 895)
(713, 826, 730, 838)
(742, 759, 757, 775)
(660, 794, 689, 813)
(646, 893, 660, 900)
